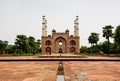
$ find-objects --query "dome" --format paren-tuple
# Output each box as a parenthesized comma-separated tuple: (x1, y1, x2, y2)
(65, 29, 69, 33)
(52, 29, 56, 32)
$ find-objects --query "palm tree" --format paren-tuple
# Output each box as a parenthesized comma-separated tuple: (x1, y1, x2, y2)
(102, 25, 114, 54)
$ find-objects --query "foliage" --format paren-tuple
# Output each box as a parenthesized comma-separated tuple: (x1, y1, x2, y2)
(15, 35, 28, 53)
(28, 36, 35, 53)
(81, 46, 87, 50)
(87, 41, 114, 54)
(103, 25, 114, 39)
(0, 53, 43, 57)
(35, 39, 41, 53)
(88, 32, 99, 53)
(15, 34, 41, 54)
(80, 46, 87, 53)
(86, 53, 98, 56)
(114, 25, 120, 52)
(88, 32, 99, 46)
(102, 25, 114, 54)
(4, 44, 16, 54)
(87, 45, 99, 54)
(99, 41, 114, 54)
(104, 54, 120, 57)
(0, 40, 8, 50)
(15, 49, 23, 54)
(114, 25, 120, 44)
(5, 44, 15, 50)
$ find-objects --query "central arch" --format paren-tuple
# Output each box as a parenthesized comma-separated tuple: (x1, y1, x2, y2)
(70, 47, 76, 52)
(54, 37, 67, 53)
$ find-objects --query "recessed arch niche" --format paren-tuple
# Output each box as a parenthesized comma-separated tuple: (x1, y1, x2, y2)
(54, 36, 67, 53)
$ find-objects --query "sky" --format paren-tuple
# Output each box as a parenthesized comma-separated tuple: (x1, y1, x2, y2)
(0, 0, 120, 46)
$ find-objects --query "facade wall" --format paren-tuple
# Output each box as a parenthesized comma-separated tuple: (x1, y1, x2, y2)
(42, 31, 80, 53)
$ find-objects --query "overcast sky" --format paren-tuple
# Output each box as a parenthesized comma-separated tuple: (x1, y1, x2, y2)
(0, 0, 120, 46)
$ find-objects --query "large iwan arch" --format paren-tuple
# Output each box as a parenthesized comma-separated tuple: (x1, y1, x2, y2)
(54, 37, 67, 53)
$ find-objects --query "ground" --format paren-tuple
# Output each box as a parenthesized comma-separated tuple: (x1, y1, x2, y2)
(0, 61, 58, 81)
(0, 53, 120, 81)
(64, 61, 120, 81)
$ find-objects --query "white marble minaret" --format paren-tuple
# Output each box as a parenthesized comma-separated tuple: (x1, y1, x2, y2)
(74, 16, 79, 36)
(42, 16, 47, 36)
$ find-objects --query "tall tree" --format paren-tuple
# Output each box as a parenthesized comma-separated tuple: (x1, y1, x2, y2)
(88, 32, 99, 53)
(102, 25, 114, 54)
(88, 32, 99, 46)
(15, 35, 28, 53)
(35, 39, 41, 52)
(114, 25, 120, 52)
(28, 36, 35, 53)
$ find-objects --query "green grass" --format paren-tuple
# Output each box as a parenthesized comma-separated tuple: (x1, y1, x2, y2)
(75, 52, 120, 57)
(87, 53, 120, 57)
(0, 52, 46, 57)
(1, 53, 120, 57)
(104, 54, 120, 57)
(74, 52, 98, 56)
(86, 53, 98, 56)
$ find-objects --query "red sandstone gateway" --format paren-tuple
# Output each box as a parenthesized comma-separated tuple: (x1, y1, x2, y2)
(41, 16, 80, 53)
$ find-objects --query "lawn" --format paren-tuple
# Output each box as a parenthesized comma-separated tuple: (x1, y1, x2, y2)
(75, 52, 120, 57)
(0, 53, 46, 57)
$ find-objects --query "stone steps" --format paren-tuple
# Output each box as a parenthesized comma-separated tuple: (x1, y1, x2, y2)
(0, 58, 120, 61)
(38, 55, 87, 58)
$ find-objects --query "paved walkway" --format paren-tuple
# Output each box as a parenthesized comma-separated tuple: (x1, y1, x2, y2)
(0, 61, 58, 81)
(64, 61, 120, 81)
(0, 53, 120, 81)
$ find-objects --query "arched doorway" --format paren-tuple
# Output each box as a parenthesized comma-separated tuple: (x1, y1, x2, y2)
(54, 37, 67, 53)
(46, 47, 51, 53)
(59, 41, 63, 53)
(70, 47, 76, 52)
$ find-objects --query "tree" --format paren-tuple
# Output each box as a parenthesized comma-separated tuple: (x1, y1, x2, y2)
(88, 32, 99, 53)
(5, 44, 14, 50)
(15, 35, 28, 53)
(35, 39, 41, 51)
(5, 44, 16, 54)
(102, 25, 114, 54)
(80, 46, 87, 53)
(15, 34, 41, 54)
(28, 37, 41, 54)
(114, 25, 120, 53)
(0, 40, 8, 50)
(88, 32, 99, 46)
(99, 41, 113, 54)
(28, 36, 35, 53)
